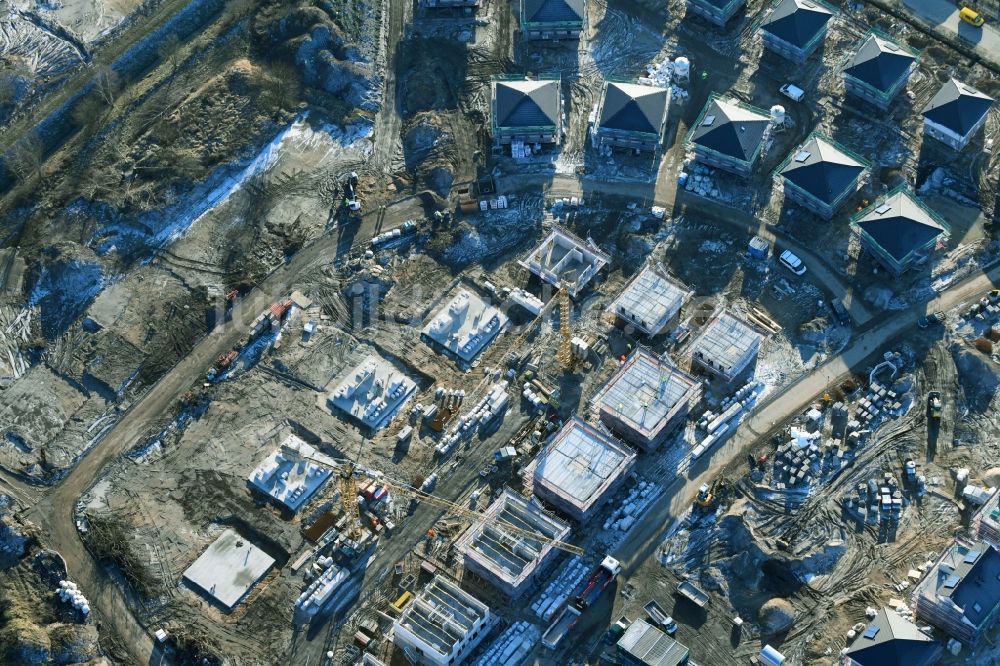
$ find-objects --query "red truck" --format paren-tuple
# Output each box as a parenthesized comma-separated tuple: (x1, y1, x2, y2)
(543, 556, 623, 650)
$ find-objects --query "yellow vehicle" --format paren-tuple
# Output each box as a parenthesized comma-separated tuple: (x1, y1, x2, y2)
(960, 7, 985, 27)
(391, 591, 413, 612)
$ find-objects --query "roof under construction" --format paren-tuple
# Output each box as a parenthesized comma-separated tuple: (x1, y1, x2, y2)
(533, 417, 636, 520)
(594, 348, 702, 447)
(691, 311, 764, 382)
(455, 489, 570, 597)
(608, 264, 692, 336)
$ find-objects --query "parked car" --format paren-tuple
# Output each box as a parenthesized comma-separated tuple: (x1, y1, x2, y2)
(917, 312, 945, 328)
(779, 249, 807, 275)
(960, 7, 985, 27)
(779, 83, 805, 102)
(829, 299, 851, 326)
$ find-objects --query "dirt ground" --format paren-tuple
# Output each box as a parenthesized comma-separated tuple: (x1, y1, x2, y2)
(0, 0, 999, 659)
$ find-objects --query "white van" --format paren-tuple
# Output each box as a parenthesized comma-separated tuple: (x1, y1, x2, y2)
(779, 249, 807, 275)
(779, 83, 805, 102)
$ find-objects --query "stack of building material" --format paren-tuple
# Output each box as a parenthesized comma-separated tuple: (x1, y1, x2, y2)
(530, 557, 589, 621)
(471, 621, 541, 666)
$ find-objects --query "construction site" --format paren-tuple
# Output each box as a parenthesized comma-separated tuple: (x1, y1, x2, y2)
(0, 0, 999, 661)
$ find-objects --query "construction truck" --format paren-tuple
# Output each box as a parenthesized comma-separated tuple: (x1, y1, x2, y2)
(542, 556, 622, 649)
(927, 391, 942, 420)
(695, 483, 714, 508)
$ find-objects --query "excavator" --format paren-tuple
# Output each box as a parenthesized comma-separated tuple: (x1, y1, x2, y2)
(694, 477, 726, 510)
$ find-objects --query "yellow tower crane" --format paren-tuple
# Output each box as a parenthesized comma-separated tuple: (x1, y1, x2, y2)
(340, 464, 362, 539)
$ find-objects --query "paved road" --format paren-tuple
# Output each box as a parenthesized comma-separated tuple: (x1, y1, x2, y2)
(21, 198, 421, 666)
(614, 260, 1000, 574)
(900, 0, 1000, 68)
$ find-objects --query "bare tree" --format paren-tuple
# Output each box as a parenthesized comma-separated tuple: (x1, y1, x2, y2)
(157, 34, 182, 76)
(0, 74, 17, 108)
(95, 66, 121, 107)
(6, 135, 44, 184)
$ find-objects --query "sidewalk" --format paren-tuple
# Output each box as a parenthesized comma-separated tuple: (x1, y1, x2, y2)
(900, 0, 1000, 68)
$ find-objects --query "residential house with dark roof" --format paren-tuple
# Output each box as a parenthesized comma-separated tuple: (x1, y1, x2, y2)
(912, 540, 1000, 647)
(420, 0, 477, 9)
(842, 607, 941, 666)
(842, 33, 917, 110)
(687, 0, 745, 27)
(491, 77, 562, 146)
(594, 82, 671, 153)
(850, 187, 949, 276)
(922, 78, 994, 151)
(520, 0, 585, 40)
(776, 133, 869, 219)
(687, 95, 772, 178)
(760, 0, 834, 63)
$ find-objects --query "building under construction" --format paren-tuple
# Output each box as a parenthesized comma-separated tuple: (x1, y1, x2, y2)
(327, 353, 417, 431)
(455, 489, 571, 598)
(533, 417, 636, 521)
(520, 228, 610, 298)
(607, 264, 692, 337)
(421, 287, 509, 366)
(593, 348, 702, 450)
(690, 310, 765, 384)
(392, 575, 493, 666)
(972, 488, 1000, 548)
(911, 538, 1000, 647)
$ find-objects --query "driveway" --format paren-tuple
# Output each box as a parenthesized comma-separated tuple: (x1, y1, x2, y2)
(900, 0, 1000, 67)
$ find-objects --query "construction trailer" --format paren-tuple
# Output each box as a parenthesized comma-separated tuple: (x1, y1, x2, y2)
(455, 489, 571, 598)
(593, 347, 703, 451)
(911, 539, 1000, 647)
(533, 417, 636, 522)
(392, 575, 493, 666)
